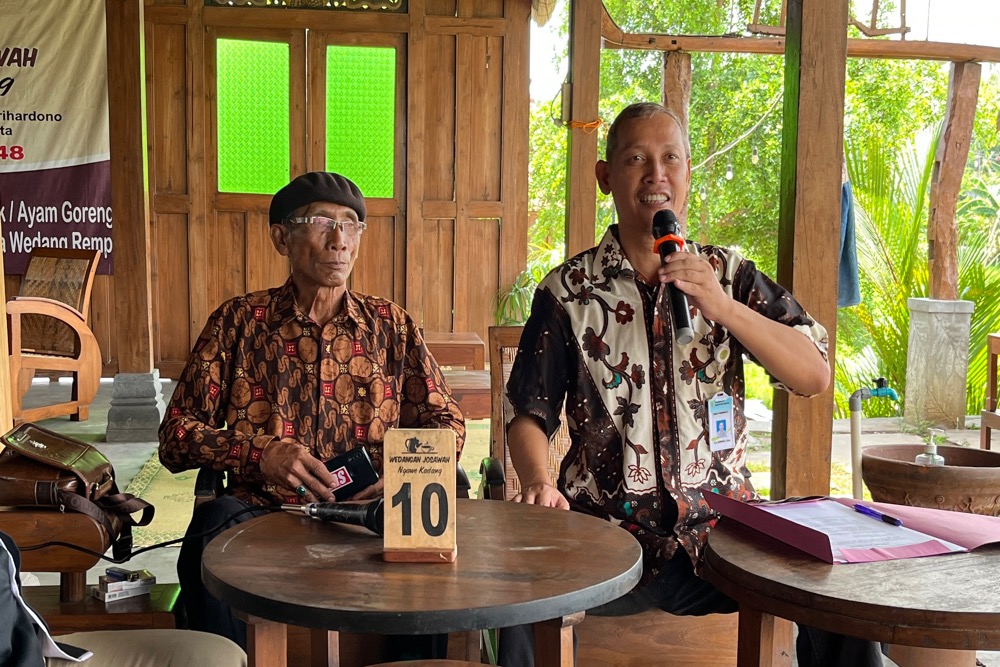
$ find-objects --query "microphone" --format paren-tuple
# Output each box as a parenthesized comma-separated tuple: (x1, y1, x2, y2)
(652, 209, 694, 345)
(282, 498, 384, 536)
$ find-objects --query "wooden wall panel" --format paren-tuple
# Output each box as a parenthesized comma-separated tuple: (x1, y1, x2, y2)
(467, 35, 503, 202)
(351, 215, 397, 301)
(152, 213, 190, 373)
(473, 0, 504, 18)
(421, 219, 455, 333)
(423, 34, 457, 202)
(245, 212, 289, 293)
(151, 23, 188, 195)
(207, 211, 247, 312)
(426, 0, 457, 16)
(459, 219, 500, 342)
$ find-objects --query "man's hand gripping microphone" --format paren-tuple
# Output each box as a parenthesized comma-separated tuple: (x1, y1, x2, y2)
(652, 209, 694, 345)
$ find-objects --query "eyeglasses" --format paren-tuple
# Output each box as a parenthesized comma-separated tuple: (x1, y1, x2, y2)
(285, 216, 367, 237)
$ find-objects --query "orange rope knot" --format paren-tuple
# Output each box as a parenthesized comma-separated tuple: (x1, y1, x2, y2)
(566, 119, 604, 133)
(652, 234, 685, 254)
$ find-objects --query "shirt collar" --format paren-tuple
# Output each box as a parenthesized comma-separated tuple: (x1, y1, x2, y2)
(593, 224, 638, 281)
(271, 278, 370, 333)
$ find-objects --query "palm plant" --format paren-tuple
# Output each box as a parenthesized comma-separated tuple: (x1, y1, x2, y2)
(836, 128, 1000, 418)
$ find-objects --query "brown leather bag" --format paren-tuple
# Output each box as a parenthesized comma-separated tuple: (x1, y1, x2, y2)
(0, 422, 154, 559)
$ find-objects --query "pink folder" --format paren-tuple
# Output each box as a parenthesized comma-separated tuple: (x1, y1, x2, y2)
(704, 491, 1000, 564)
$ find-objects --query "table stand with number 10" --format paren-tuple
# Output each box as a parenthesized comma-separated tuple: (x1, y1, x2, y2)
(383, 429, 457, 563)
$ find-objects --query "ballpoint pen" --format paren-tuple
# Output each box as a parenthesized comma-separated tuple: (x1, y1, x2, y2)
(853, 503, 903, 527)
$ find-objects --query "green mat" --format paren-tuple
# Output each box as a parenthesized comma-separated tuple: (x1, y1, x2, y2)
(123, 455, 197, 548)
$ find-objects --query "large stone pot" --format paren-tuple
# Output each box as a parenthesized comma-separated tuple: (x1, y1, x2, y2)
(861, 444, 1000, 516)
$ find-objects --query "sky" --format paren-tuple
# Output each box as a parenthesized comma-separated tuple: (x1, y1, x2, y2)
(529, 0, 1000, 102)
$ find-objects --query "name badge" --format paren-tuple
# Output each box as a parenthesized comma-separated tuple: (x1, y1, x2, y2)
(708, 392, 735, 452)
(382, 428, 457, 563)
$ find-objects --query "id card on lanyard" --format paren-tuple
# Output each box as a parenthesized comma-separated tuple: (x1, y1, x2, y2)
(708, 392, 735, 452)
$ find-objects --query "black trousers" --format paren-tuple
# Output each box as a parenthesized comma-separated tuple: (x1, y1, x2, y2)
(177, 495, 447, 659)
(496, 550, 885, 667)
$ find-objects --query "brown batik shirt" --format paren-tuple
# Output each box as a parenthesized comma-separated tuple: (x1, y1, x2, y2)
(159, 278, 466, 506)
(507, 226, 827, 584)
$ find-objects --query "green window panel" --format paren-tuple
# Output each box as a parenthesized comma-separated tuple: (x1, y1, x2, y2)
(326, 46, 396, 199)
(217, 39, 290, 195)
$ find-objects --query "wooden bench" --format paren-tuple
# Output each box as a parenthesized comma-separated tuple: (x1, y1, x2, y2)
(24, 583, 180, 635)
(424, 332, 486, 370)
(441, 369, 490, 420)
(1, 508, 178, 634)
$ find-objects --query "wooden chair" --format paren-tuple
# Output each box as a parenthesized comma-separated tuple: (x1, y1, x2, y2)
(0, 508, 179, 634)
(6, 248, 102, 423)
(485, 325, 737, 666)
(982, 333, 1000, 450)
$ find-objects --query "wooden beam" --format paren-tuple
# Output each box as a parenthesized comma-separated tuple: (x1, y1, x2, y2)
(202, 6, 409, 33)
(929, 61, 981, 300)
(105, 0, 154, 373)
(771, 0, 847, 499)
(564, 0, 602, 258)
(661, 51, 691, 135)
(602, 28, 1000, 64)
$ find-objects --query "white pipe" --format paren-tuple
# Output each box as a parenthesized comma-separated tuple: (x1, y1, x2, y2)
(851, 407, 863, 499)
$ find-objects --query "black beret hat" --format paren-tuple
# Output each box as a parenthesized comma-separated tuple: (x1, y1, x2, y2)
(269, 171, 366, 225)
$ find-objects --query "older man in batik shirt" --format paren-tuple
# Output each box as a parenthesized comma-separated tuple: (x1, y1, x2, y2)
(160, 172, 464, 659)
(498, 104, 884, 667)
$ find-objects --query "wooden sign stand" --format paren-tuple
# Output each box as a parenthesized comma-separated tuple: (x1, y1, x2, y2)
(382, 428, 457, 563)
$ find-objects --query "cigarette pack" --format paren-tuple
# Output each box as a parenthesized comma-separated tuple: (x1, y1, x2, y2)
(104, 567, 154, 582)
(91, 583, 154, 602)
(98, 572, 156, 593)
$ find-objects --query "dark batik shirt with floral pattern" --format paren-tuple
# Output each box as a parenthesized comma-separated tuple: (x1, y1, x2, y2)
(507, 226, 827, 584)
(159, 278, 466, 506)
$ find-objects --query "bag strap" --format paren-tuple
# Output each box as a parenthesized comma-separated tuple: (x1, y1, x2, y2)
(57, 482, 155, 560)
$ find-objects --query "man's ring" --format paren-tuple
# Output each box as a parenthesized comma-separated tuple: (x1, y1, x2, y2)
(295, 485, 307, 497)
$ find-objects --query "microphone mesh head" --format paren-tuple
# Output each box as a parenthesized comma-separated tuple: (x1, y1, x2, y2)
(652, 209, 679, 238)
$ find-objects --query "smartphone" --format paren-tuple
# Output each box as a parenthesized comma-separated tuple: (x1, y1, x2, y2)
(324, 447, 380, 500)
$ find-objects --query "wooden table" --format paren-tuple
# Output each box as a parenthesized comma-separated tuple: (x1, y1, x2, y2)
(203, 499, 642, 667)
(701, 520, 1000, 667)
(424, 332, 486, 370)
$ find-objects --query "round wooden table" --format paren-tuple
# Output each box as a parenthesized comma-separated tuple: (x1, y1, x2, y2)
(203, 499, 642, 667)
(701, 520, 1000, 667)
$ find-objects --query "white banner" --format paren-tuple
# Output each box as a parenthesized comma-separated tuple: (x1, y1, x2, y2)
(0, 0, 113, 274)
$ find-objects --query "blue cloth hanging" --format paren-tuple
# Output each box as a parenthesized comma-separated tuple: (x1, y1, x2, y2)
(838, 180, 861, 308)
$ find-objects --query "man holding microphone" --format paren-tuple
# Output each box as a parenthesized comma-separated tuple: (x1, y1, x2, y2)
(498, 102, 880, 666)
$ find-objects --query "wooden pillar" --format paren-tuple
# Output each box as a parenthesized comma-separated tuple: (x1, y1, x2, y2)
(105, 0, 164, 442)
(405, 0, 427, 323)
(661, 51, 692, 135)
(929, 61, 981, 300)
(564, 0, 602, 258)
(500, 0, 531, 291)
(770, 0, 847, 501)
(768, 8, 848, 661)
(105, 0, 153, 374)
(0, 251, 12, 434)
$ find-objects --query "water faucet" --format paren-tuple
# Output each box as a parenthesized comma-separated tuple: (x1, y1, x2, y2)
(849, 377, 899, 411)
(850, 377, 899, 499)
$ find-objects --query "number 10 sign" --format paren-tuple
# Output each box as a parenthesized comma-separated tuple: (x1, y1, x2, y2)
(382, 428, 457, 563)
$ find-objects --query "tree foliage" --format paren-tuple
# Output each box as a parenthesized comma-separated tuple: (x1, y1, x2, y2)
(523, 1, 1000, 415)
(837, 127, 1000, 418)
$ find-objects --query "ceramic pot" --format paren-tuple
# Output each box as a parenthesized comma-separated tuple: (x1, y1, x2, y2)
(861, 444, 1000, 516)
